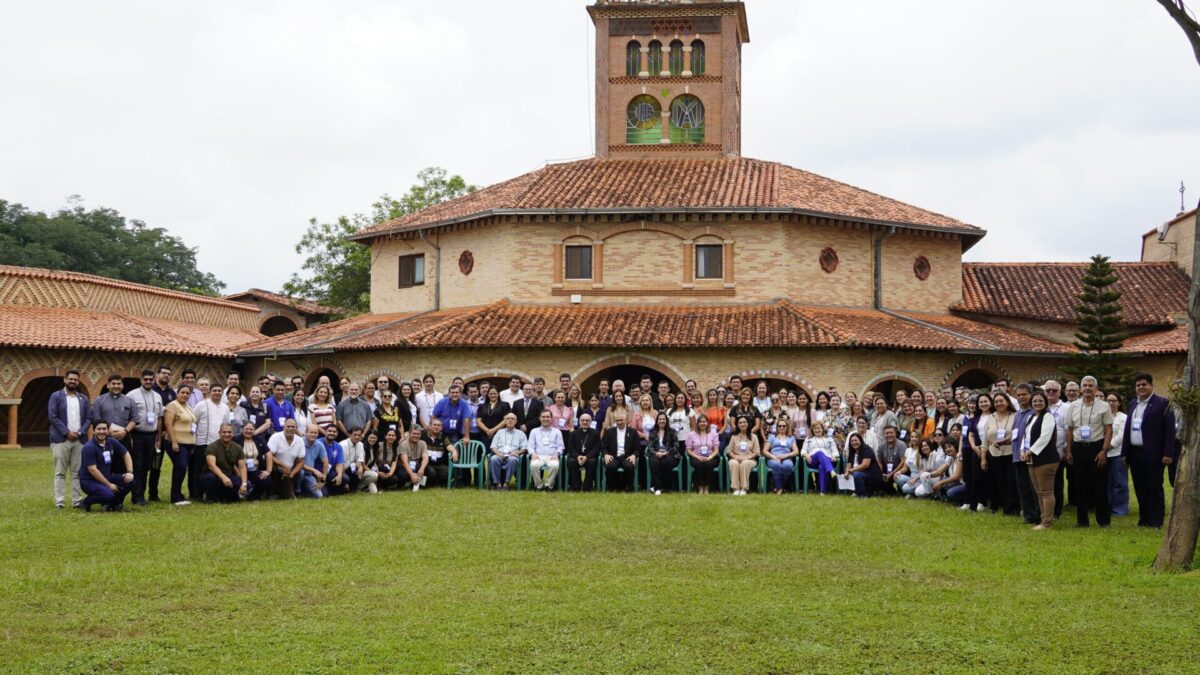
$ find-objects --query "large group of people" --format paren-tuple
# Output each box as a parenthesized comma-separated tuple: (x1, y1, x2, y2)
(48, 366, 1179, 530)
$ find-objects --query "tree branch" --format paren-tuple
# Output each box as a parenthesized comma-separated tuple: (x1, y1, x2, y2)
(1156, 0, 1200, 68)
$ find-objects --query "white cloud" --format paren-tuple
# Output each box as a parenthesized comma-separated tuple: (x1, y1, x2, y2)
(1, 0, 1197, 292)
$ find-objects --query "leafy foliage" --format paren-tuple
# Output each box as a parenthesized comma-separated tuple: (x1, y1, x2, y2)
(0, 197, 225, 295)
(283, 168, 476, 316)
(1062, 254, 1135, 393)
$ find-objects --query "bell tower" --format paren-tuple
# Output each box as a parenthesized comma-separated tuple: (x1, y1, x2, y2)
(587, 0, 750, 159)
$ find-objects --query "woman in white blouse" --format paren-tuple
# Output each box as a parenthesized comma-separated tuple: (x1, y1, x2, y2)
(801, 420, 839, 494)
(1106, 392, 1129, 517)
(1021, 391, 1059, 530)
(981, 392, 1016, 515)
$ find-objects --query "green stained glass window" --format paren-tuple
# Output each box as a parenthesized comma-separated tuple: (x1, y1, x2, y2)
(626, 95, 662, 144)
(669, 40, 684, 76)
(648, 40, 662, 75)
(691, 40, 705, 75)
(669, 95, 704, 144)
(626, 40, 640, 77)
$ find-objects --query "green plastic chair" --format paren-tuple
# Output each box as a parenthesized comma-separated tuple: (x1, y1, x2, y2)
(525, 453, 570, 491)
(685, 452, 726, 493)
(599, 454, 639, 493)
(802, 451, 847, 494)
(747, 455, 768, 494)
(644, 451, 685, 493)
(449, 440, 487, 489)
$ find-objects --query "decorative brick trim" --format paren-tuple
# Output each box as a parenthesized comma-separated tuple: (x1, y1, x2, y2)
(571, 353, 688, 392)
(729, 370, 817, 398)
(940, 358, 1008, 389)
(608, 75, 721, 85)
(608, 143, 722, 153)
(302, 357, 348, 391)
(596, 221, 691, 241)
(861, 371, 930, 399)
(458, 369, 537, 386)
(551, 288, 735, 297)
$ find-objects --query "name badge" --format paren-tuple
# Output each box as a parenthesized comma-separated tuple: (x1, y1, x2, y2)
(228, 413, 236, 424)
(591, 420, 598, 429)
(102, 450, 112, 464)
(826, 428, 835, 438)
(699, 445, 709, 456)
(277, 417, 285, 428)
(247, 458, 257, 471)
(798, 428, 807, 438)
(409, 461, 418, 470)
(429, 451, 443, 461)
(558, 418, 566, 428)
(448, 419, 458, 430)
(501, 446, 511, 456)
(739, 442, 749, 452)
(996, 429, 1006, 441)
(1132, 419, 1142, 432)
(250, 415, 257, 424)
(147, 413, 157, 426)
(900, 430, 908, 440)
(886, 463, 894, 473)
(1080, 426, 1092, 441)
(1022, 437, 1030, 451)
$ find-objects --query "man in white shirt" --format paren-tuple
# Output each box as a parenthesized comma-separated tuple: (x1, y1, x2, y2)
(528, 410, 564, 491)
(1044, 379, 1069, 518)
(339, 426, 379, 493)
(489, 412, 528, 490)
(499, 375, 524, 405)
(267, 418, 306, 499)
(193, 385, 229, 452)
(415, 374, 444, 429)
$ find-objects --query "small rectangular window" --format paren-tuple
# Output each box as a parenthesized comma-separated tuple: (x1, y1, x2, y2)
(398, 254, 425, 289)
(695, 244, 723, 280)
(565, 245, 593, 280)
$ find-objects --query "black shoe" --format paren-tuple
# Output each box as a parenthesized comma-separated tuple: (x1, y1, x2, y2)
(148, 495, 161, 502)
(76, 503, 91, 512)
(133, 499, 147, 506)
(104, 504, 126, 512)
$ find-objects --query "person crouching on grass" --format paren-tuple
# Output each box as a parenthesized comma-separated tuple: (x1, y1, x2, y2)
(78, 421, 134, 512)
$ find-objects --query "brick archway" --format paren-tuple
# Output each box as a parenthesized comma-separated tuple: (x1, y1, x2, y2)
(729, 369, 816, 398)
(862, 371, 928, 400)
(458, 369, 537, 386)
(941, 358, 1008, 389)
(572, 353, 687, 394)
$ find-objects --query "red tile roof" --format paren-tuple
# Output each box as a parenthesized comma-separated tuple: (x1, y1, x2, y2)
(0, 265, 259, 312)
(239, 300, 1075, 355)
(350, 157, 980, 241)
(0, 306, 263, 358)
(1118, 324, 1188, 355)
(223, 288, 338, 316)
(957, 262, 1189, 327)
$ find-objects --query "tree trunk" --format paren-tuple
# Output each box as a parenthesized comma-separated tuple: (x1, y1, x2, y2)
(1154, 204, 1200, 570)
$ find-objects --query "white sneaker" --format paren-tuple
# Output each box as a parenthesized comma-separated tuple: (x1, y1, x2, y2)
(368, 483, 378, 494)
(654, 489, 662, 496)
(975, 504, 986, 512)
(412, 485, 420, 492)
(173, 500, 190, 506)
(959, 504, 971, 511)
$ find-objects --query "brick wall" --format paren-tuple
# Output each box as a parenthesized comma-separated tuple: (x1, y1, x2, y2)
(370, 217, 967, 311)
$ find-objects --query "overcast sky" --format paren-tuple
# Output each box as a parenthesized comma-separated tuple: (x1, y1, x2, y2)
(2, 0, 1198, 294)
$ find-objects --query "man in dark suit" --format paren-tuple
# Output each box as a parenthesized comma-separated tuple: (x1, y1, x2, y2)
(602, 410, 640, 492)
(566, 412, 601, 491)
(511, 382, 544, 435)
(1121, 373, 1177, 528)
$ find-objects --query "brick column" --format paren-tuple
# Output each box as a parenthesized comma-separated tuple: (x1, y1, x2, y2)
(3, 403, 18, 448)
(682, 45, 693, 78)
(639, 46, 649, 78)
(683, 241, 695, 286)
(553, 243, 564, 285)
(593, 242, 604, 287)
(659, 44, 671, 77)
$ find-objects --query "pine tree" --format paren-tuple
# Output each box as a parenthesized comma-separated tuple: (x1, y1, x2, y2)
(1062, 255, 1134, 393)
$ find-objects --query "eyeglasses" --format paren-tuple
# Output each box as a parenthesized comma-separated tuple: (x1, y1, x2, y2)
(1044, 388, 1060, 393)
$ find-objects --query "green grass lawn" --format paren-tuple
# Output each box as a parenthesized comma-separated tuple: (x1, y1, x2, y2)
(1, 448, 1197, 674)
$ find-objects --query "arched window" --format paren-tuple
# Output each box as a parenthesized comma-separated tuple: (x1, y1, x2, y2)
(626, 95, 662, 144)
(626, 40, 641, 77)
(669, 95, 704, 144)
(669, 40, 685, 76)
(647, 40, 663, 76)
(691, 39, 705, 75)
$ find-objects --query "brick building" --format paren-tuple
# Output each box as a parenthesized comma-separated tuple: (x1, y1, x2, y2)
(236, 0, 1192, 400)
(222, 288, 337, 336)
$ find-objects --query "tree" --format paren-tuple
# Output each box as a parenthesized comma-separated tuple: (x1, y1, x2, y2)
(1061, 255, 1134, 393)
(284, 168, 476, 316)
(0, 197, 225, 295)
(1152, 0, 1200, 570)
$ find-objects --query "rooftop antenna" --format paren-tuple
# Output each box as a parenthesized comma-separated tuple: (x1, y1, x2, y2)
(1182, 181, 1187, 214)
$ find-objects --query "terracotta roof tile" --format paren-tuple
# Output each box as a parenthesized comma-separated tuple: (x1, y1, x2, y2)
(0, 306, 260, 358)
(223, 288, 338, 316)
(1118, 325, 1188, 355)
(957, 262, 1189, 327)
(240, 300, 1076, 355)
(0, 264, 258, 313)
(351, 157, 978, 240)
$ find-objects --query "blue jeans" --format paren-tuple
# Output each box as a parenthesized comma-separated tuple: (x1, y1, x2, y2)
(299, 473, 325, 498)
(852, 471, 873, 497)
(946, 483, 969, 504)
(1108, 455, 1129, 516)
(489, 455, 521, 485)
(166, 444, 190, 503)
(767, 456, 794, 489)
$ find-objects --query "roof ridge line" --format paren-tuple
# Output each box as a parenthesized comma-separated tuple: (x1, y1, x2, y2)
(777, 299, 849, 342)
(404, 302, 507, 345)
(881, 308, 1000, 351)
(116, 312, 234, 357)
(304, 311, 436, 350)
